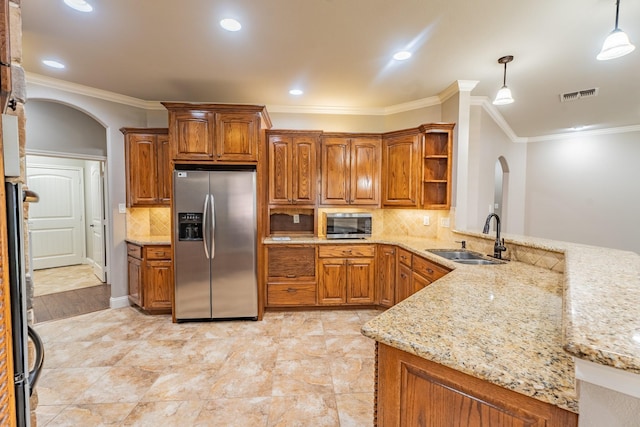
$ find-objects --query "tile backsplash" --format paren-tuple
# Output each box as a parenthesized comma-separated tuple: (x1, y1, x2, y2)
(126, 207, 171, 238)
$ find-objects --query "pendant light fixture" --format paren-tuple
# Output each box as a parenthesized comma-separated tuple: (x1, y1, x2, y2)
(597, 0, 635, 60)
(493, 55, 514, 106)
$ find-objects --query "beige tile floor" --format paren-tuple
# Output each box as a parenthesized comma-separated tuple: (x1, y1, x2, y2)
(34, 307, 380, 426)
(33, 264, 104, 296)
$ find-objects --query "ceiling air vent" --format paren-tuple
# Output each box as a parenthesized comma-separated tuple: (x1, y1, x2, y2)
(560, 88, 599, 102)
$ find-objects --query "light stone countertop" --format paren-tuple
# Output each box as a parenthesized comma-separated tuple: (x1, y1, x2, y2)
(125, 236, 171, 246)
(264, 233, 640, 412)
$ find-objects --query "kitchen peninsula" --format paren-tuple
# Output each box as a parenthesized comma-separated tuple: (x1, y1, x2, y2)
(264, 230, 640, 425)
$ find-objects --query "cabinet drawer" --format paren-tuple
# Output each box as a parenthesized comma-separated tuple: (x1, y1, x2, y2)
(413, 256, 450, 282)
(145, 246, 171, 260)
(398, 248, 413, 267)
(127, 243, 142, 259)
(318, 245, 375, 258)
(268, 246, 316, 278)
(267, 283, 317, 306)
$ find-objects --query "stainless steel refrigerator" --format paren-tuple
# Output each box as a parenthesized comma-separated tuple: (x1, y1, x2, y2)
(173, 167, 258, 321)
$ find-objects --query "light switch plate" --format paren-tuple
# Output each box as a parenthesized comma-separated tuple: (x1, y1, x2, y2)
(293, 214, 300, 224)
(118, 203, 126, 214)
(423, 215, 430, 226)
(440, 217, 450, 228)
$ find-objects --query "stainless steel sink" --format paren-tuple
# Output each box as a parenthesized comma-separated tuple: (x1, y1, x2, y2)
(426, 249, 505, 265)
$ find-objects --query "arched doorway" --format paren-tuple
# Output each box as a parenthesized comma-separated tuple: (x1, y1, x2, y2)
(25, 100, 110, 322)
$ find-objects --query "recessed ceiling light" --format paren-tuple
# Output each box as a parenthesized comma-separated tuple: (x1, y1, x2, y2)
(289, 89, 304, 96)
(220, 18, 242, 32)
(42, 59, 65, 69)
(63, 0, 93, 12)
(393, 51, 412, 61)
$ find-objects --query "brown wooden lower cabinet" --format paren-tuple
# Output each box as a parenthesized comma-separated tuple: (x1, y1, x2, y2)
(376, 343, 578, 427)
(265, 244, 317, 307)
(318, 245, 376, 305)
(126, 243, 173, 314)
(377, 245, 396, 308)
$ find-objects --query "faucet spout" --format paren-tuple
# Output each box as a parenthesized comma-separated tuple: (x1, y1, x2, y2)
(482, 213, 506, 259)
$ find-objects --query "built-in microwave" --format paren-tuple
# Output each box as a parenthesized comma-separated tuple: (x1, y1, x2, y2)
(325, 213, 372, 239)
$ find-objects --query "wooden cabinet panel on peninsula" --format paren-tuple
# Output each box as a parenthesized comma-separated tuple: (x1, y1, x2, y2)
(162, 103, 270, 163)
(318, 245, 376, 305)
(268, 130, 320, 205)
(126, 243, 172, 314)
(121, 128, 170, 207)
(376, 343, 578, 426)
(320, 135, 380, 206)
(266, 245, 317, 307)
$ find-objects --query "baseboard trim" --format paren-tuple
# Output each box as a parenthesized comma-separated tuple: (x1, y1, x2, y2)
(110, 296, 130, 309)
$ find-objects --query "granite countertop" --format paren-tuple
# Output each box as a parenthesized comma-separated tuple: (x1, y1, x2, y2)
(362, 252, 578, 412)
(125, 236, 171, 246)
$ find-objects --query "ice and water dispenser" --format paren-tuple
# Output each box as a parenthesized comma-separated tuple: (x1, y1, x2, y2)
(178, 213, 203, 241)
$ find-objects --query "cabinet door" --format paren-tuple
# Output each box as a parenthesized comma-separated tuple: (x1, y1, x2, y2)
(318, 258, 347, 304)
(127, 256, 142, 307)
(172, 110, 215, 160)
(292, 136, 317, 204)
(412, 271, 431, 294)
(377, 245, 396, 308)
(145, 260, 173, 312)
(268, 135, 292, 204)
(215, 112, 259, 162)
(157, 133, 171, 205)
(396, 263, 412, 303)
(350, 137, 380, 205)
(126, 134, 159, 206)
(321, 137, 350, 205)
(382, 134, 420, 207)
(346, 258, 375, 304)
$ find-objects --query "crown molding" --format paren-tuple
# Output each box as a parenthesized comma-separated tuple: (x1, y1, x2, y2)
(471, 96, 528, 143)
(27, 73, 638, 142)
(268, 95, 441, 116)
(439, 80, 479, 103)
(25, 72, 165, 110)
(526, 124, 640, 142)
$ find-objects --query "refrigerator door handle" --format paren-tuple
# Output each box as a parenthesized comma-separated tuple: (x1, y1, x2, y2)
(202, 194, 210, 259)
(210, 194, 216, 259)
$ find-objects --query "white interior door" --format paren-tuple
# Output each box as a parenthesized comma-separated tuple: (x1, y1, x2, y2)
(89, 162, 106, 282)
(27, 165, 85, 270)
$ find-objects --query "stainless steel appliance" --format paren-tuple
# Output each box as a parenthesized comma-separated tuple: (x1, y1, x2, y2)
(5, 182, 45, 426)
(325, 212, 372, 239)
(173, 166, 258, 321)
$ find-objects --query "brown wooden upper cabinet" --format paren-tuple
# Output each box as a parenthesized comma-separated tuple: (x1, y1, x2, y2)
(268, 130, 321, 206)
(381, 123, 455, 209)
(321, 134, 381, 206)
(121, 128, 171, 207)
(381, 130, 422, 208)
(421, 123, 455, 209)
(162, 103, 271, 163)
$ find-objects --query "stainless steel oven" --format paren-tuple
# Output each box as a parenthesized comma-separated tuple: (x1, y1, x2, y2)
(325, 212, 372, 239)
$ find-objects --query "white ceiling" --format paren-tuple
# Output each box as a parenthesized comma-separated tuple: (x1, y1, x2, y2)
(21, 0, 640, 138)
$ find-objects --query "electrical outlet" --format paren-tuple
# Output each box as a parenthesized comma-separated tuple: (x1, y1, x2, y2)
(440, 217, 450, 228)
(118, 203, 126, 214)
(423, 215, 430, 226)
(293, 214, 300, 224)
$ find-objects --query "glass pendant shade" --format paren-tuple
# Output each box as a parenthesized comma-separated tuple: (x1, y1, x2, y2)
(493, 86, 514, 105)
(597, 29, 636, 60)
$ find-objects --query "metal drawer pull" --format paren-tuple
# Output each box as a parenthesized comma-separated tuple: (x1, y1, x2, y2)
(427, 268, 434, 274)
(286, 274, 297, 278)
(286, 288, 297, 293)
